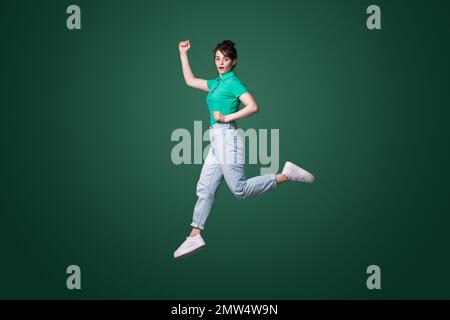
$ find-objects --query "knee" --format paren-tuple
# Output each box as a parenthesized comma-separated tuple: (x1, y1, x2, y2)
(231, 184, 247, 200)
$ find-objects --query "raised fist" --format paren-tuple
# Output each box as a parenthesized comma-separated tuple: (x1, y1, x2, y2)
(179, 40, 191, 54)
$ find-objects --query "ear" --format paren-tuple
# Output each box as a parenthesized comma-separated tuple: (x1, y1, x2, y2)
(232, 59, 237, 67)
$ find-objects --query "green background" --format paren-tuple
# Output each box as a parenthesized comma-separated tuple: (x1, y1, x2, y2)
(1, 0, 449, 299)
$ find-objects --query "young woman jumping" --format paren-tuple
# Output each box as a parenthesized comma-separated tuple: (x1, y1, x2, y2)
(174, 39, 315, 259)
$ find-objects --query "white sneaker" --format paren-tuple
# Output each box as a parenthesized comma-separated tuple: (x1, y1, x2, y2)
(282, 161, 315, 183)
(173, 234, 206, 259)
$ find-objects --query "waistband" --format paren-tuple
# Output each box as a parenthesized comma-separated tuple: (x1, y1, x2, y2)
(210, 121, 237, 129)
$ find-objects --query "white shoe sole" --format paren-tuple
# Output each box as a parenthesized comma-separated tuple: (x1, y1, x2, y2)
(174, 244, 206, 260)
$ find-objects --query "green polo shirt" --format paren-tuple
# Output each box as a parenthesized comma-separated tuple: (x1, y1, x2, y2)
(206, 70, 249, 125)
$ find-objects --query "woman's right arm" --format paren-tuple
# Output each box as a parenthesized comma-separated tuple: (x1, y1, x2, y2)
(179, 40, 209, 92)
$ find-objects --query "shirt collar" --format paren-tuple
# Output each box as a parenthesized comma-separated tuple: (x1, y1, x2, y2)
(218, 70, 236, 81)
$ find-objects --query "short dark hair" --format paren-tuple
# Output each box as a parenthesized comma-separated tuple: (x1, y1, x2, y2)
(213, 40, 238, 70)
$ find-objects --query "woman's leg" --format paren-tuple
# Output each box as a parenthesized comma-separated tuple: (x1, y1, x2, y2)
(174, 147, 223, 259)
(214, 126, 312, 197)
(190, 147, 223, 232)
(216, 127, 279, 199)
(221, 164, 278, 199)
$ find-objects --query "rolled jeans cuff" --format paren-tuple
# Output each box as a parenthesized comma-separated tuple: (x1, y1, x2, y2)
(271, 173, 278, 189)
(190, 222, 204, 230)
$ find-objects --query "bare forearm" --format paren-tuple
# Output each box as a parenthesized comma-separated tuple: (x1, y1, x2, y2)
(179, 53, 195, 85)
(225, 104, 259, 122)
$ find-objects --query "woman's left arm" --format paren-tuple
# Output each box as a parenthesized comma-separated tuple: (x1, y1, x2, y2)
(214, 93, 259, 123)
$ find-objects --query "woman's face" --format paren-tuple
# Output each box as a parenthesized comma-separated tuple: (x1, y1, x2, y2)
(215, 50, 236, 75)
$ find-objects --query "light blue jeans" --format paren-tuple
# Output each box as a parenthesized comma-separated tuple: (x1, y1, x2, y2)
(191, 121, 277, 230)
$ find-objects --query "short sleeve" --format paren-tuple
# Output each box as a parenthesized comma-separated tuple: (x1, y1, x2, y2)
(207, 79, 217, 91)
(230, 80, 249, 98)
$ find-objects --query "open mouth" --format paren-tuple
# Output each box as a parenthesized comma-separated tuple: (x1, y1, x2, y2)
(219, 66, 225, 71)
